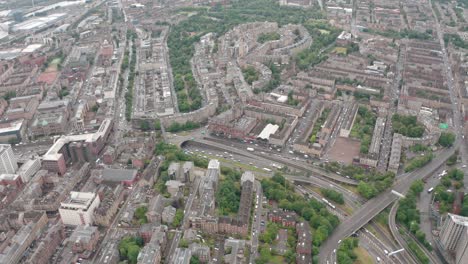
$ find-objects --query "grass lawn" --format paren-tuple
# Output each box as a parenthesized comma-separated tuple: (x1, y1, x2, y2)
(334, 47, 348, 55)
(353, 247, 374, 264)
(270, 256, 285, 264)
(45, 58, 62, 72)
(375, 222, 392, 239)
(342, 184, 360, 196)
(319, 29, 330, 34)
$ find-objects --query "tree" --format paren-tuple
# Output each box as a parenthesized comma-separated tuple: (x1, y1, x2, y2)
(448, 169, 464, 181)
(135, 206, 148, 224)
(441, 176, 451, 187)
(118, 236, 143, 263)
(320, 188, 345, 204)
(438, 132, 456, 147)
(409, 180, 424, 195)
(127, 244, 140, 264)
(154, 120, 161, 130)
(172, 209, 184, 228)
(140, 120, 151, 131)
(190, 256, 201, 264)
(357, 181, 376, 199)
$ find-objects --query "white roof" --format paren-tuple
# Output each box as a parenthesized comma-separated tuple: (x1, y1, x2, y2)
(22, 44, 43, 53)
(448, 213, 468, 226)
(277, 95, 288, 103)
(0, 119, 23, 134)
(257, 123, 279, 140)
(208, 159, 220, 170)
(43, 119, 112, 161)
(241, 171, 255, 184)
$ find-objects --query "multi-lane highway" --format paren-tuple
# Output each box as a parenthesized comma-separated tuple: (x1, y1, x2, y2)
(319, 144, 456, 262)
(184, 137, 358, 185)
(297, 185, 407, 264)
(183, 137, 413, 262)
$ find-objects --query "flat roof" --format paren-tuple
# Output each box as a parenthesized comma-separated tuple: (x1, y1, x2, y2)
(257, 123, 279, 140)
(448, 213, 468, 226)
(0, 119, 23, 134)
(43, 119, 112, 161)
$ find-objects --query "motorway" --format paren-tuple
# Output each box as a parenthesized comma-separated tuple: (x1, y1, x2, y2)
(297, 185, 406, 264)
(183, 136, 358, 185)
(319, 144, 456, 262)
(183, 139, 411, 262)
(388, 202, 419, 264)
(314, 2, 466, 262)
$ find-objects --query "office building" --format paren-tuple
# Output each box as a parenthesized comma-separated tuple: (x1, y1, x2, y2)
(0, 144, 17, 174)
(456, 229, 468, 264)
(17, 158, 41, 183)
(440, 213, 468, 252)
(59, 192, 101, 226)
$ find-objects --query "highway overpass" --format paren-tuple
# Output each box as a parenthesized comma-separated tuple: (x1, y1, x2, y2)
(319, 145, 455, 262)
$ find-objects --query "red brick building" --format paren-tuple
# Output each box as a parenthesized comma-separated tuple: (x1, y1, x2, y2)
(268, 209, 298, 227)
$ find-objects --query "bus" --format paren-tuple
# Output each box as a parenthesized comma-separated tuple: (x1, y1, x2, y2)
(427, 187, 434, 193)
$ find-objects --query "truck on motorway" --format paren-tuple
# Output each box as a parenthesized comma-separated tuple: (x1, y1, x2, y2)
(247, 147, 254, 152)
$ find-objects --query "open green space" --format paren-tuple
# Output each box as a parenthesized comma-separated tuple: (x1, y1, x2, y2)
(257, 32, 281, 43)
(350, 106, 376, 154)
(353, 247, 373, 264)
(434, 168, 465, 214)
(309, 108, 330, 143)
(261, 173, 339, 255)
(241, 66, 260, 85)
(396, 180, 433, 250)
(324, 162, 394, 199)
(168, 0, 337, 108)
(118, 236, 144, 264)
(404, 152, 433, 172)
(336, 237, 359, 264)
(392, 114, 425, 138)
(216, 167, 242, 216)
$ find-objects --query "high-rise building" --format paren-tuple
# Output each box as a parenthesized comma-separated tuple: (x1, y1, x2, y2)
(440, 213, 468, 252)
(0, 144, 17, 174)
(59, 192, 101, 226)
(456, 229, 468, 264)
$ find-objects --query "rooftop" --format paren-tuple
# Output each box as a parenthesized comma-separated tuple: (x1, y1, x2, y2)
(102, 168, 138, 182)
(448, 213, 468, 226)
(60, 191, 98, 210)
(257, 123, 279, 140)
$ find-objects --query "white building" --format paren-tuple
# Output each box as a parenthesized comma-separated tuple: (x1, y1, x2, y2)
(440, 214, 468, 252)
(0, 144, 17, 174)
(241, 171, 255, 185)
(59, 192, 100, 226)
(17, 158, 41, 183)
(456, 229, 468, 264)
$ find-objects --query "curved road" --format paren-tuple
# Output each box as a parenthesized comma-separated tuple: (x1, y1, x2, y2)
(319, 145, 456, 262)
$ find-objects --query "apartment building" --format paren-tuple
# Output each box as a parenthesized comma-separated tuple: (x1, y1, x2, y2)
(59, 192, 101, 226)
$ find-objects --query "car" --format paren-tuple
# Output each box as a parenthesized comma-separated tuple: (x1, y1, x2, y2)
(338, 240, 342, 244)
(384, 249, 389, 255)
